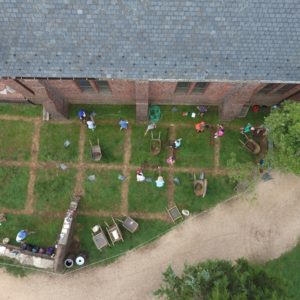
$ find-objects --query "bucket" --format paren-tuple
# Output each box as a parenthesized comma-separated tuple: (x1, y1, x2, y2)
(64, 255, 75, 268)
(182, 209, 190, 217)
(75, 254, 87, 266)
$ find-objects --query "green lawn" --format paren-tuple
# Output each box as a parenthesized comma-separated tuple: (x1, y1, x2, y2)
(174, 128, 214, 168)
(265, 241, 300, 300)
(70, 104, 136, 121)
(220, 129, 255, 167)
(130, 125, 169, 166)
(34, 168, 77, 212)
(0, 167, 29, 210)
(174, 173, 235, 212)
(39, 123, 80, 162)
(81, 169, 122, 212)
(0, 257, 32, 277)
(74, 216, 172, 265)
(224, 109, 270, 127)
(0, 103, 42, 117)
(128, 170, 168, 212)
(0, 214, 61, 248)
(159, 105, 219, 125)
(84, 125, 125, 164)
(0, 120, 33, 161)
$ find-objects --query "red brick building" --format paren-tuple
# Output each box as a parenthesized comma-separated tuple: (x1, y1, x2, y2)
(0, 2, 299, 120)
(1, 79, 300, 121)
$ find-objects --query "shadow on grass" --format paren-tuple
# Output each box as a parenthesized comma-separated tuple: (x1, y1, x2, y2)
(0, 103, 42, 117)
(69, 104, 136, 121)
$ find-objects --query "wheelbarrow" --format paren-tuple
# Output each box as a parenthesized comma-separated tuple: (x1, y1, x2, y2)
(239, 133, 261, 155)
(90, 139, 102, 161)
(150, 131, 161, 156)
(193, 172, 208, 197)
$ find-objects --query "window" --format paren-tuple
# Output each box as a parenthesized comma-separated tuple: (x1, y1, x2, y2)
(259, 84, 280, 94)
(192, 82, 208, 94)
(175, 82, 190, 93)
(276, 84, 297, 94)
(77, 80, 93, 92)
(95, 80, 111, 92)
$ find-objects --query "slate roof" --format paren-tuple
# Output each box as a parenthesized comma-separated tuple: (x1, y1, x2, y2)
(0, 0, 300, 82)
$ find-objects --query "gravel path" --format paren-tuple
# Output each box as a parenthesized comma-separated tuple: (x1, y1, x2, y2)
(1, 171, 300, 300)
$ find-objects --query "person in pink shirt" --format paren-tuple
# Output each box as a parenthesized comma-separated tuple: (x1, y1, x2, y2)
(214, 124, 224, 139)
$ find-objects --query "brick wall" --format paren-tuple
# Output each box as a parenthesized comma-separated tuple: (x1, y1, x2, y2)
(0, 82, 26, 102)
(0, 79, 299, 120)
(46, 80, 135, 104)
(149, 82, 234, 105)
(291, 91, 300, 101)
(252, 91, 300, 105)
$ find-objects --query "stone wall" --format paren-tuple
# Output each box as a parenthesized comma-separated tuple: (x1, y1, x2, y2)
(0, 244, 54, 269)
(53, 196, 80, 273)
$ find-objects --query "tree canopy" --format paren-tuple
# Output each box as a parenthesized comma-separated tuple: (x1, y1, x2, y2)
(264, 100, 300, 174)
(154, 259, 287, 300)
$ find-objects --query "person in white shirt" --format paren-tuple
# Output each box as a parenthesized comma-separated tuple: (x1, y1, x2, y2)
(155, 166, 165, 187)
(86, 119, 96, 131)
(144, 123, 156, 136)
(155, 176, 165, 188)
(136, 169, 145, 182)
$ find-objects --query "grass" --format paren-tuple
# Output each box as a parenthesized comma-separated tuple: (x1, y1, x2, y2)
(0, 214, 62, 247)
(174, 173, 235, 212)
(84, 125, 125, 164)
(0, 167, 29, 210)
(175, 128, 214, 168)
(39, 123, 80, 162)
(0, 103, 42, 117)
(69, 104, 136, 121)
(265, 241, 300, 300)
(81, 169, 122, 212)
(128, 170, 168, 213)
(0, 120, 34, 161)
(34, 168, 77, 212)
(220, 129, 255, 167)
(224, 108, 270, 127)
(0, 103, 269, 272)
(159, 105, 219, 125)
(0, 257, 32, 277)
(74, 216, 173, 265)
(130, 125, 169, 166)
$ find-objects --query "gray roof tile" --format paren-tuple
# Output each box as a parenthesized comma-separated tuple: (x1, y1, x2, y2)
(0, 0, 299, 82)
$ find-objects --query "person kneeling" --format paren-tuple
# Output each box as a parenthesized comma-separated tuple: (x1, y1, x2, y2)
(136, 169, 145, 182)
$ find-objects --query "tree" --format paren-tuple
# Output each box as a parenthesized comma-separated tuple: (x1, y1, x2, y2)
(226, 152, 258, 192)
(264, 100, 300, 174)
(154, 259, 287, 300)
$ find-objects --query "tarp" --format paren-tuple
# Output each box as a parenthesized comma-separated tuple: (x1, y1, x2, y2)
(16, 230, 28, 242)
(148, 105, 161, 123)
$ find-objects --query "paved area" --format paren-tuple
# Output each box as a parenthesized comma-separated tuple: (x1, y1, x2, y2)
(1, 171, 300, 300)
